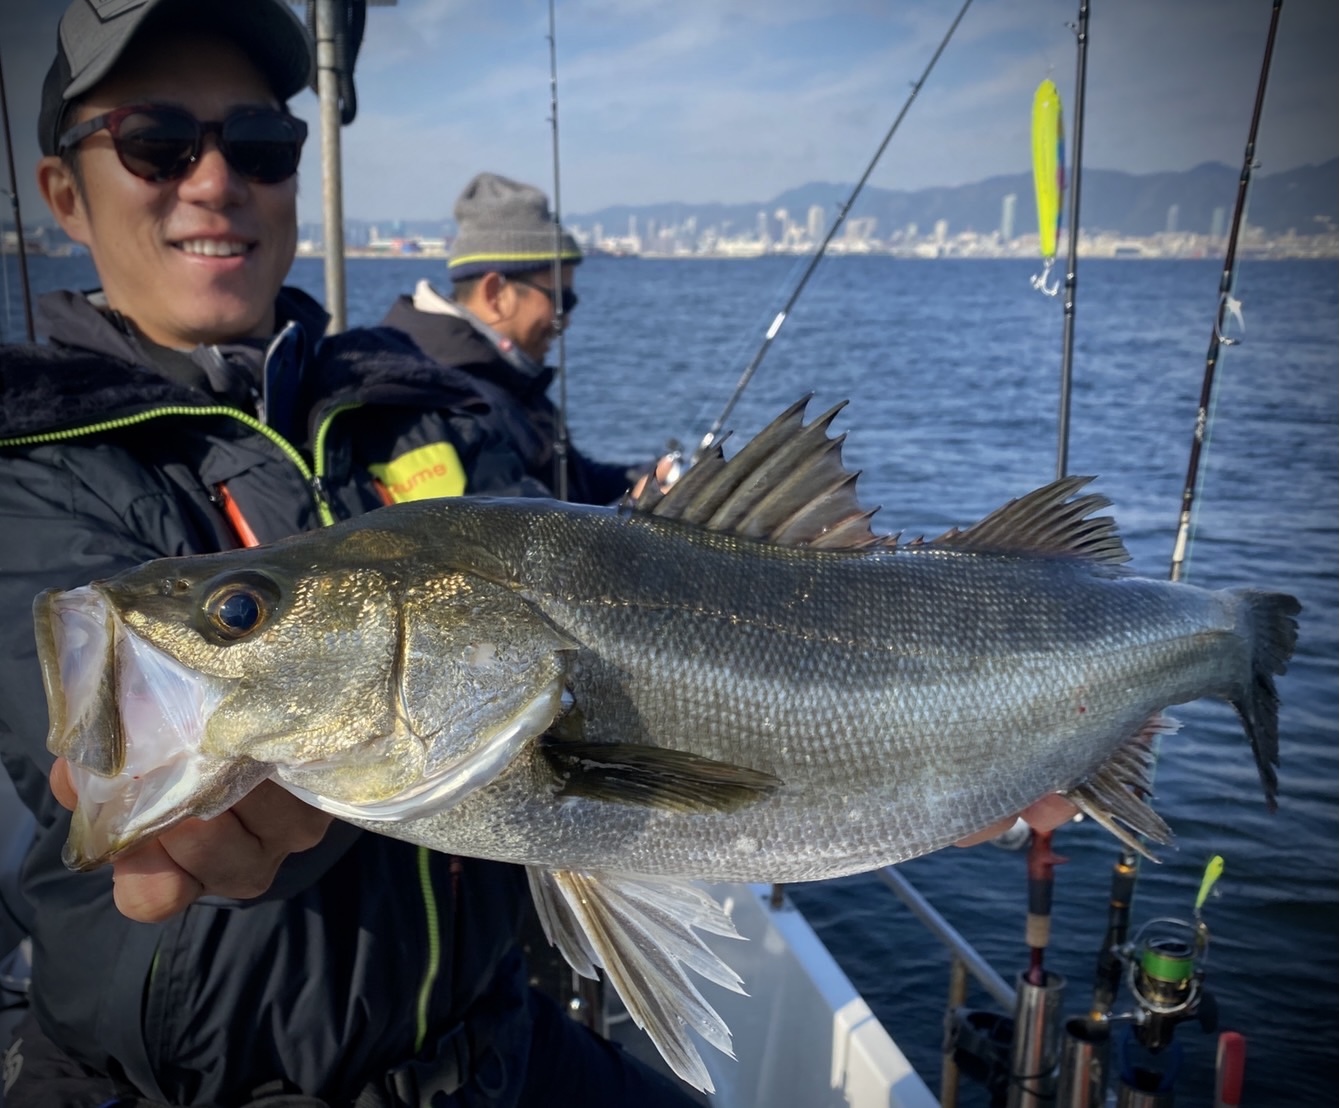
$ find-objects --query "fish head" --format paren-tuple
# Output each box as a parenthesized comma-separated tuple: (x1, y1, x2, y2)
(35, 529, 573, 869)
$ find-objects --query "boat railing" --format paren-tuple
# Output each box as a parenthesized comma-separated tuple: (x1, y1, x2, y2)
(873, 867, 1017, 1107)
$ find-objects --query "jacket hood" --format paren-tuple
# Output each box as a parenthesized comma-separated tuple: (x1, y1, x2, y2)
(381, 294, 555, 401)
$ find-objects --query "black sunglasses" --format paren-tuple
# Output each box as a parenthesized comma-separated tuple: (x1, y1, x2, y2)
(509, 275, 579, 315)
(58, 104, 308, 185)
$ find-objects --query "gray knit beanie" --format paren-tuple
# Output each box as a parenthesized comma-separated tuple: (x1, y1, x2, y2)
(447, 172, 582, 282)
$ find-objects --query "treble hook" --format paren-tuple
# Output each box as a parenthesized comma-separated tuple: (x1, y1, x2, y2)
(1031, 258, 1060, 296)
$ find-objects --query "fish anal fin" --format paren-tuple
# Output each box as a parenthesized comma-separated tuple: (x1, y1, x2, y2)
(526, 867, 746, 1093)
(1064, 714, 1180, 860)
(933, 475, 1132, 564)
(541, 738, 781, 812)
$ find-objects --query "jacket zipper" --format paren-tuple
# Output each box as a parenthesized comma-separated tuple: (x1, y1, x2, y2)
(0, 405, 336, 527)
(310, 401, 446, 1052)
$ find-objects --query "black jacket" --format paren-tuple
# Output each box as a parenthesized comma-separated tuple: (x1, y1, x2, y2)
(0, 290, 539, 1104)
(381, 297, 640, 506)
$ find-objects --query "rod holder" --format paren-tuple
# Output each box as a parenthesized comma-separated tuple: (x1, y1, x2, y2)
(1056, 1017, 1110, 1107)
(1007, 970, 1064, 1107)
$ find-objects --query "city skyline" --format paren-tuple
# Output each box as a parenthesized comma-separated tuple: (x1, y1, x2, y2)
(2, 0, 1336, 227)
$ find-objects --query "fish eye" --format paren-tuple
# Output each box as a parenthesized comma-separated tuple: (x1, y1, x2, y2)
(201, 572, 281, 642)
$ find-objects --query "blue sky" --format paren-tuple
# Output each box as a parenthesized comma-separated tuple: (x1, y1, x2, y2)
(2, 0, 1335, 224)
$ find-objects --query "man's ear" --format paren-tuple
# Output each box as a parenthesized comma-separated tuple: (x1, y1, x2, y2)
(475, 271, 511, 324)
(37, 156, 92, 247)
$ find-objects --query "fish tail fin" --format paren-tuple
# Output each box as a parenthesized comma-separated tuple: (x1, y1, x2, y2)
(1228, 587, 1301, 813)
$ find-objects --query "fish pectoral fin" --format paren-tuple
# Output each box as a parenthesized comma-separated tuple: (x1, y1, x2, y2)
(1064, 714, 1180, 861)
(526, 866, 745, 1094)
(540, 738, 782, 812)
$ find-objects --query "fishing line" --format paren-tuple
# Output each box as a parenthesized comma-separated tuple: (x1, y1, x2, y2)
(691, 0, 977, 464)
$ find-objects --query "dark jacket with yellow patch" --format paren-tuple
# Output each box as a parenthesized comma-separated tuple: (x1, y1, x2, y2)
(381, 296, 641, 506)
(0, 289, 542, 1103)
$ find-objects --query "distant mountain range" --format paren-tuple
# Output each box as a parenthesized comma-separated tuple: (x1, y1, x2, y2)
(323, 158, 1337, 246)
(568, 159, 1338, 241)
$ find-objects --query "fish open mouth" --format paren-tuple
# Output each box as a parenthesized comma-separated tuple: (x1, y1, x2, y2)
(34, 586, 261, 870)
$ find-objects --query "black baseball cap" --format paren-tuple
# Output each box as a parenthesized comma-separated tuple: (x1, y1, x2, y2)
(38, 0, 314, 156)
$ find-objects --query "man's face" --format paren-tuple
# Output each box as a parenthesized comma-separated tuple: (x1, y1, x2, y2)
(498, 266, 576, 363)
(37, 32, 299, 349)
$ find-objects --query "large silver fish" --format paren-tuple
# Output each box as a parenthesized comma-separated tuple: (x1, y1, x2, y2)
(35, 398, 1300, 1091)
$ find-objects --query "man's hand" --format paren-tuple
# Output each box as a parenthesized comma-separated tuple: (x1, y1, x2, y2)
(50, 757, 333, 923)
(954, 794, 1080, 848)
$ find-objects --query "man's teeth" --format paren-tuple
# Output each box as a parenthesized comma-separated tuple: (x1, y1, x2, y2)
(178, 240, 249, 257)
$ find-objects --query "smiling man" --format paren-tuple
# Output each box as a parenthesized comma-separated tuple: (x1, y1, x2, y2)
(0, 2, 701, 1106)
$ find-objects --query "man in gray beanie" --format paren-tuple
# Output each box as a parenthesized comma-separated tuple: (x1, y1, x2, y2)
(383, 171, 662, 505)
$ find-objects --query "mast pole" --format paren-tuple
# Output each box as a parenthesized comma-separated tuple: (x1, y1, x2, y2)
(315, 0, 348, 334)
(0, 49, 35, 343)
(547, 0, 570, 501)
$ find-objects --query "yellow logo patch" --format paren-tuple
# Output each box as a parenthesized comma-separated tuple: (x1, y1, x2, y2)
(369, 441, 466, 502)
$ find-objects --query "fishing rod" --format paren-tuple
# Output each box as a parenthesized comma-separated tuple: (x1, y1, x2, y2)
(1053, 0, 1088, 482)
(546, 0, 570, 502)
(1168, 0, 1282, 587)
(690, 0, 977, 464)
(0, 48, 36, 343)
(1094, 0, 1285, 1019)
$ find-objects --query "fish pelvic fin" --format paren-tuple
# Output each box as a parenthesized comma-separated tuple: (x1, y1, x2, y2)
(526, 867, 746, 1093)
(930, 474, 1131, 564)
(1227, 587, 1301, 812)
(631, 395, 890, 549)
(1064, 715, 1179, 861)
(541, 738, 782, 812)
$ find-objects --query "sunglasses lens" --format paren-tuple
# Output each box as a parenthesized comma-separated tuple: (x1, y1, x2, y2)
(561, 289, 579, 313)
(114, 108, 197, 182)
(222, 112, 305, 184)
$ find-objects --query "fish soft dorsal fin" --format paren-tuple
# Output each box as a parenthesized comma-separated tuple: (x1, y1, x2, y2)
(929, 475, 1132, 564)
(632, 396, 886, 549)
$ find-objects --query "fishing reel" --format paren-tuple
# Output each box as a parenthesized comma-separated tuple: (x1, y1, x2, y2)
(1123, 915, 1216, 1051)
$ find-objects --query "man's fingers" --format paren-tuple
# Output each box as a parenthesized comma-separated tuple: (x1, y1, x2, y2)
(112, 838, 206, 923)
(231, 780, 332, 857)
(49, 757, 77, 811)
(1020, 794, 1081, 833)
(955, 795, 1082, 848)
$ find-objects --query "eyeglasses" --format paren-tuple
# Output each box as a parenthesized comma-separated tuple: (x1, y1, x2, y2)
(58, 104, 308, 185)
(509, 275, 579, 315)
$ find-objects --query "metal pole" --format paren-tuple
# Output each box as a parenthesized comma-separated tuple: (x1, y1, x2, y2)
(315, 0, 347, 334)
(692, 0, 977, 463)
(546, 0, 569, 501)
(0, 49, 36, 342)
(940, 957, 969, 1107)
(1055, 0, 1090, 481)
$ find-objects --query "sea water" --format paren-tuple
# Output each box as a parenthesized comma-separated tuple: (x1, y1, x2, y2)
(6, 253, 1336, 1106)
